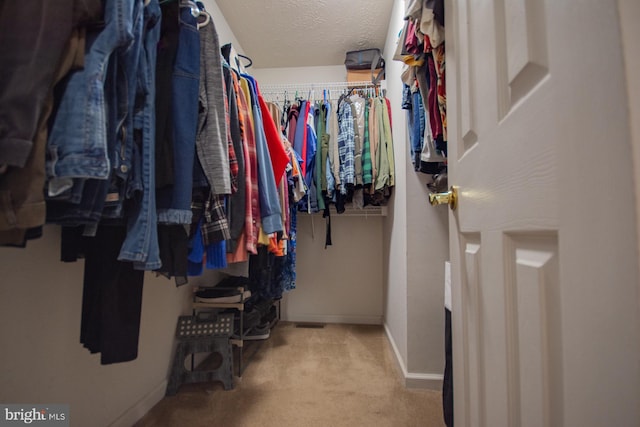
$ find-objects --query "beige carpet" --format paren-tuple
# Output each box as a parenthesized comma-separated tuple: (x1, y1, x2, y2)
(135, 322, 445, 427)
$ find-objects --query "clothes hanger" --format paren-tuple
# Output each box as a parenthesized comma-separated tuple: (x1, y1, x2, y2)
(237, 54, 253, 69)
(188, 1, 210, 29)
(179, 1, 201, 18)
(222, 43, 246, 75)
(197, 10, 210, 29)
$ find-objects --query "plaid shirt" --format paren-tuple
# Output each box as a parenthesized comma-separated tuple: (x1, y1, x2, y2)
(235, 73, 260, 254)
(191, 190, 230, 245)
(337, 100, 355, 193)
(201, 193, 231, 244)
(222, 76, 238, 193)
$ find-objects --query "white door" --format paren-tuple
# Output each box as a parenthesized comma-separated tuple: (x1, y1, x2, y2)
(445, 0, 640, 426)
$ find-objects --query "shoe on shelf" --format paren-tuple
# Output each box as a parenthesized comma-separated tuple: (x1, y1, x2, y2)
(242, 325, 270, 341)
(195, 288, 251, 304)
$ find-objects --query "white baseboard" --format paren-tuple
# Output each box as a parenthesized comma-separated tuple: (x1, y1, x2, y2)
(383, 323, 443, 390)
(282, 313, 383, 325)
(109, 380, 167, 427)
(405, 373, 445, 389)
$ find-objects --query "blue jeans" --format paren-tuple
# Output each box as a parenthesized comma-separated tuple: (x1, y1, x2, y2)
(156, 4, 200, 225)
(117, 0, 162, 270)
(102, 0, 146, 219)
(410, 90, 425, 169)
(46, 178, 110, 226)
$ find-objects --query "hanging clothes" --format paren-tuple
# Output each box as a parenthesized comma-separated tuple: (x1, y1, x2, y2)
(156, 1, 200, 225)
(337, 99, 355, 195)
(241, 75, 283, 234)
(303, 103, 318, 212)
(383, 100, 395, 188)
(362, 101, 373, 186)
(235, 74, 261, 255)
(156, 0, 202, 285)
(1, 2, 309, 364)
(258, 92, 289, 186)
(328, 100, 341, 191)
(292, 100, 309, 177)
(314, 103, 326, 211)
(396, 0, 447, 173)
(196, 8, 230, 195)
(319, 102, 331, 197)
(368, 97, 379, 192)
(223, 65, 246, 253)
(374, 98, 391, 192)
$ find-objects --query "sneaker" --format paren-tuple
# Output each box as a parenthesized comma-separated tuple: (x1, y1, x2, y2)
(242, 325, 270, 341)
(195, 288, 251, 304)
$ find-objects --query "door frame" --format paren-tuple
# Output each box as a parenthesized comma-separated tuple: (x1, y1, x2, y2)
(618, 0, 640, 290)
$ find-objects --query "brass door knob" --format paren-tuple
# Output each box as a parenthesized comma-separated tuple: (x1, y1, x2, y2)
(429, 186, 458, 210)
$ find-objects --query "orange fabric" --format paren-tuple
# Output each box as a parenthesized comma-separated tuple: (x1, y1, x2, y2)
(227, 230, 249, 264)
(268, 234, 284, 256)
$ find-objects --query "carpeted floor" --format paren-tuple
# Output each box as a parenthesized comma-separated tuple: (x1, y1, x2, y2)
(135, 322, 445, 427)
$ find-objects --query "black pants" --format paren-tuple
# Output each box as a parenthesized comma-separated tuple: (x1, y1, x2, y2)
(74, 225, 145, 365)
(249, 246, 285, 301)
(443, 308, 454, 426)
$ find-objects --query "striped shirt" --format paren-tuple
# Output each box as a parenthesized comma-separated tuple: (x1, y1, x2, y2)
(236, 74, 260, 254)
(362, 100, 373, 185)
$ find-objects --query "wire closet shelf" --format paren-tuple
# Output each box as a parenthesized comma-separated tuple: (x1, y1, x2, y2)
(259, 80, 379, 102)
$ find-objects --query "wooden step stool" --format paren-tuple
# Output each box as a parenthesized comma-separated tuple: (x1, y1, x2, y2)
(166, 312, 234, 395)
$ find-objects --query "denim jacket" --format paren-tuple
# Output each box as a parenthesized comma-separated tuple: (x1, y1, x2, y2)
(47, 0, 137, 190)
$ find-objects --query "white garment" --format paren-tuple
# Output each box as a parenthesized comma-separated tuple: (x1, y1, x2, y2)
(420, 3, 445, 48)
(420, 106, 445, 163)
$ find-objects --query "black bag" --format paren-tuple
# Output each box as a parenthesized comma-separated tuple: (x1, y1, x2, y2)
(344, 48, 384, 70)
(344, 48, 385, 84)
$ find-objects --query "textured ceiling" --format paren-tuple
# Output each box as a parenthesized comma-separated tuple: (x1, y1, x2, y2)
(216, 0, 394, 68)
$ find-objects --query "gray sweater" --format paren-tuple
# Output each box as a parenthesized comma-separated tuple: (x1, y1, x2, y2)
(197, 14, 230, 195)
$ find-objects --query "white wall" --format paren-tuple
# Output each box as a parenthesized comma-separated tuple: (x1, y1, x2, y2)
(406, 170, 448, 377)
(284, 215, 384, 324)
(201, 0, 244, 55)
(0, 227, 192, 426)
(252, 65, 346, 84)
(382, 0, 449, 389)
(382, 0, 409, 378)
(0, 3, 244, 426)
(252, 64, 385, 325)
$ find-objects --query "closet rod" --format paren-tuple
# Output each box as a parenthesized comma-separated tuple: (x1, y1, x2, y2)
(259, 80, 377, 94)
